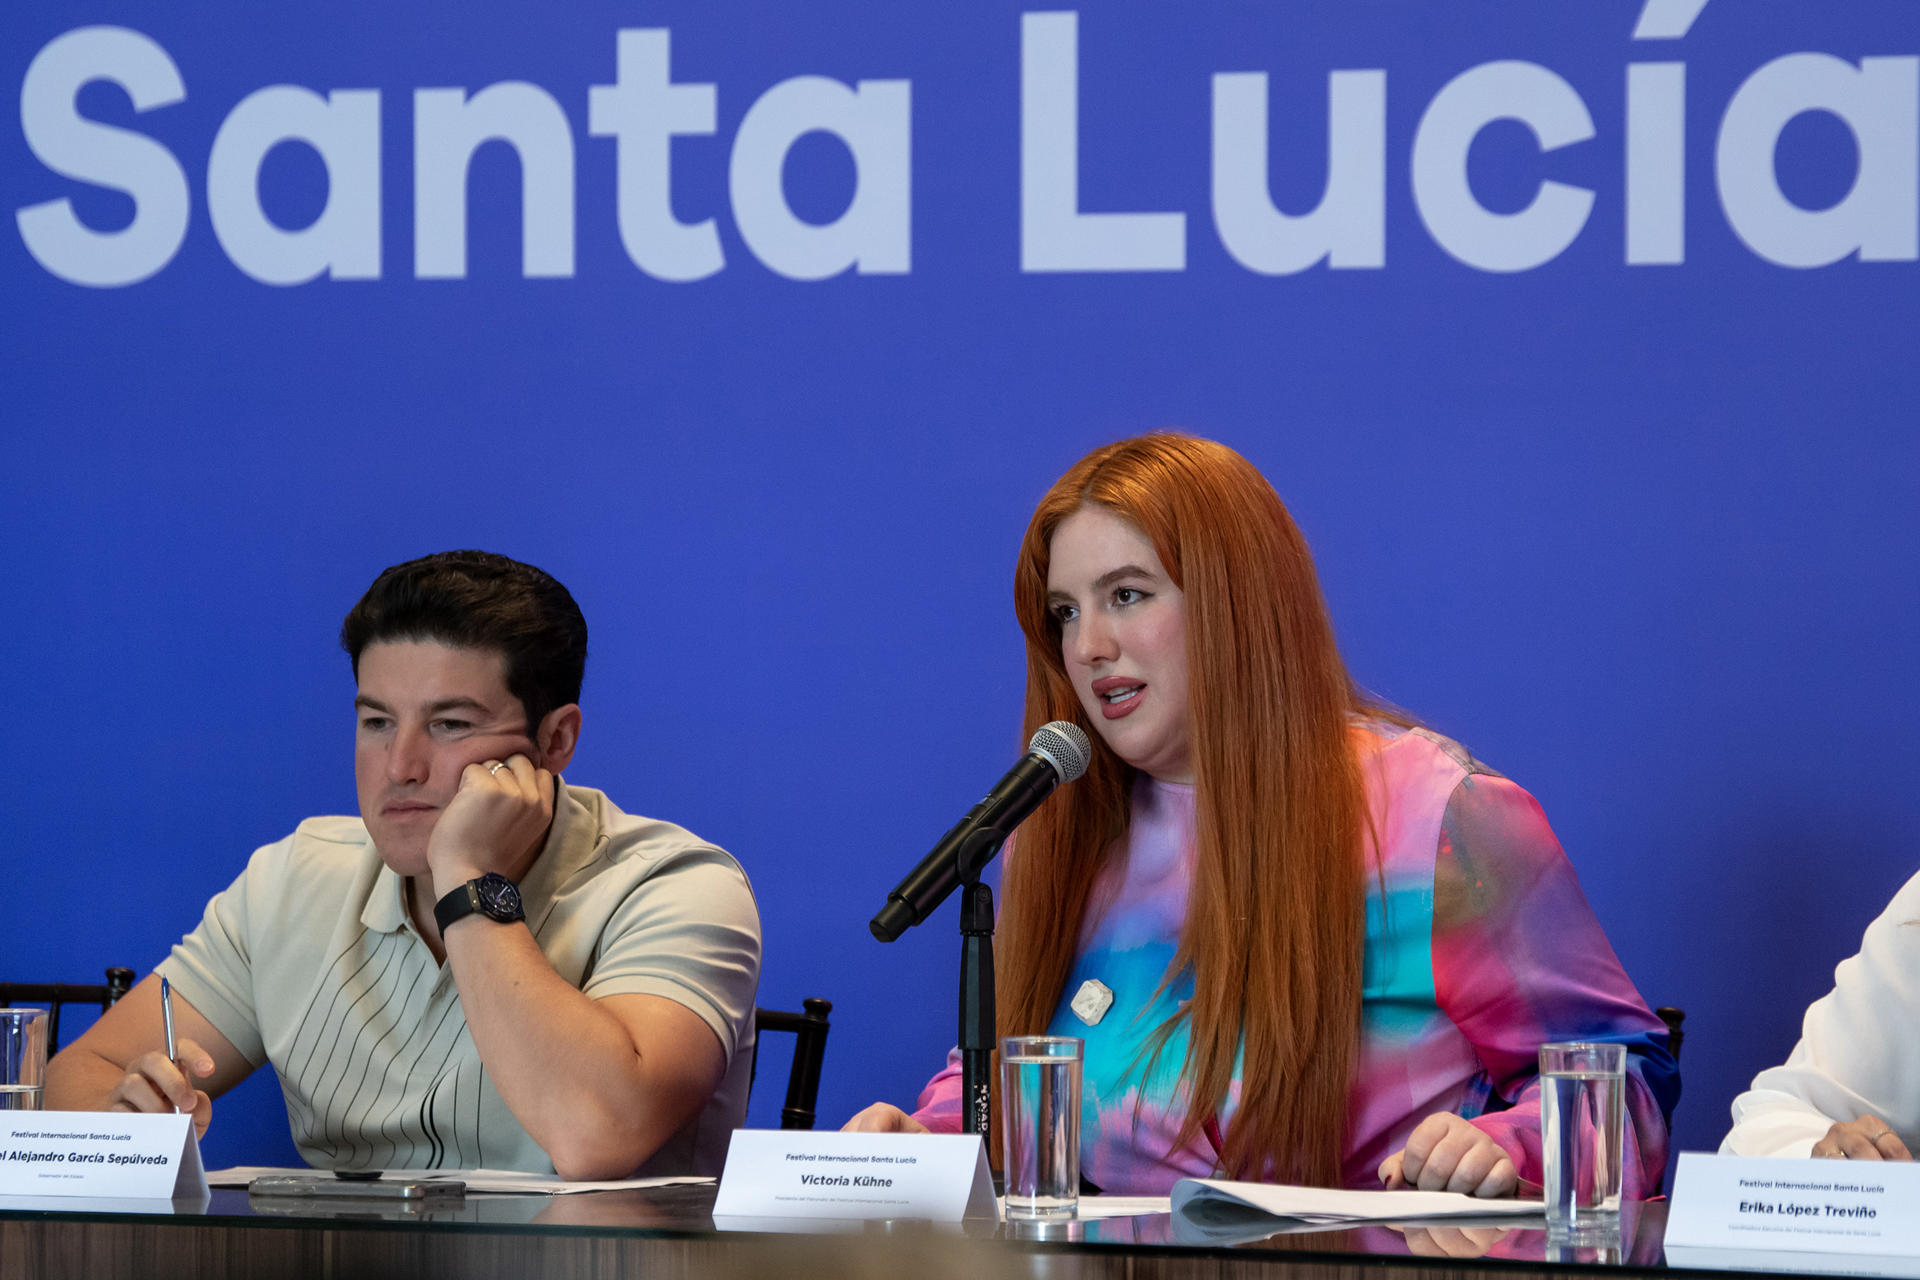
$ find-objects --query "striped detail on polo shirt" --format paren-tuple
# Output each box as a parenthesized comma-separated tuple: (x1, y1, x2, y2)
(276, 923, 492, 1170)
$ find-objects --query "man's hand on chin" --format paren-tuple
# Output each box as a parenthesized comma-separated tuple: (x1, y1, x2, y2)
(426, 754, 556, 894)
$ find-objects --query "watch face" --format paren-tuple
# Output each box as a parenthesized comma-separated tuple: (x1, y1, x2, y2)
(475, 873, 523, 920)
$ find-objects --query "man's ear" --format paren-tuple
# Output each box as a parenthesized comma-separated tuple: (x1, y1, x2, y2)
(534, 704, 582, 774)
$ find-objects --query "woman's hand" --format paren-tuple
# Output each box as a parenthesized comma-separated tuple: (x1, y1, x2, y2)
(841, 1103, 930, 1134)
(1378, 1113, 1517, 1197)
(1812, 1115, 1913, 1161)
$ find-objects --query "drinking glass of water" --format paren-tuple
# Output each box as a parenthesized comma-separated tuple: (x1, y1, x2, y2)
(1539, 1041, 1626, 1240)
(0, 1009, 48, 1111)
(999, 1035, 1081, 1219)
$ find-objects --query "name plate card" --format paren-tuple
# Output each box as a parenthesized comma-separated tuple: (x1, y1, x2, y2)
(0, 1112, 207, 1200)
(1667, 1152, 1920, 1259)
(713, 1130, 995, 1222)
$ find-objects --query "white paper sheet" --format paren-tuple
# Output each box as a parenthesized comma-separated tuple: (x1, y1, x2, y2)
(206, 1166, 714, 1195)
(1171, 1177, 1544, 1224)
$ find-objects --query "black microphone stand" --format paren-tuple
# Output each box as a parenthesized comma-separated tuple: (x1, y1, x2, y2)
(949, 827, 1004, 1139)
(871, 726, 1089, 1144)
(959, 872, 996, 1138)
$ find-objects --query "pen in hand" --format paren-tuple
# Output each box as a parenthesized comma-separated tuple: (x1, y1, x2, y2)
(160, 976, 179, 1114)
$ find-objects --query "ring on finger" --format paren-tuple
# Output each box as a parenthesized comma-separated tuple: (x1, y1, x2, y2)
(487, 761, 508, 776)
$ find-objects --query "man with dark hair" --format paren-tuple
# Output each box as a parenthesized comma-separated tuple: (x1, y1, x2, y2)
(48, 552, 761, 1179)
(339, 550, 590, 734)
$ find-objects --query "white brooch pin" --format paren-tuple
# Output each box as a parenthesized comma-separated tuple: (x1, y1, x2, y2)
(1070, 978, 1114, 1026)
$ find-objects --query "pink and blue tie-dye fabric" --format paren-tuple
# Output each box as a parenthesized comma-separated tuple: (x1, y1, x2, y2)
(909, 724, 1677, 1195)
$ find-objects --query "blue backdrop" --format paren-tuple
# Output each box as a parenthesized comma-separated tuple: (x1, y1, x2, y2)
(4, 0, 1917, 1172)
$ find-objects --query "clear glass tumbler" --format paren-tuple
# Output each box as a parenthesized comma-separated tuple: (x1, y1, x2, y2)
(0, 1008, 48, 1111)
(1540, 1040, 1626, 1240)
(999, 1035, 1081, 1219)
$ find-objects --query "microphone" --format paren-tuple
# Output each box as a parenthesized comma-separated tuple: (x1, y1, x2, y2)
(870, 721, 1092, 942)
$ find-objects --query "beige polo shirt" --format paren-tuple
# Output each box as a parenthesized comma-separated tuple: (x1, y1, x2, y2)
(158, 783, 760, 1176)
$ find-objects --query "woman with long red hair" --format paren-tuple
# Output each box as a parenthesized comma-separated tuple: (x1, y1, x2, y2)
(847, 433, 1677, 1196)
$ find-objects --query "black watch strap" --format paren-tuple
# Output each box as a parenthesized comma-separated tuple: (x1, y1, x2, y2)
(432, 872, 525, 933)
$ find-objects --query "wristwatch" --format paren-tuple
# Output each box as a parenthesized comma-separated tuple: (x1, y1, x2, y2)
(433, 872, 525, 933)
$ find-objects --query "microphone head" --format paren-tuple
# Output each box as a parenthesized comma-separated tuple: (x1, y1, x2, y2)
(1029, 720, 1092, 783)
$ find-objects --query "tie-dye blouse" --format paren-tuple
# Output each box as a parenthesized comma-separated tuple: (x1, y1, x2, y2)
(909, 724, 1678, 1195)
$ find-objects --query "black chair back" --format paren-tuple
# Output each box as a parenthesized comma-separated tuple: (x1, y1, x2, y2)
(0, 967, 136, 1054)
(753, 998, 833, 1130)
(1655, 1006, 1686, 1062)
(1647, 1005, 1687, 1197)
